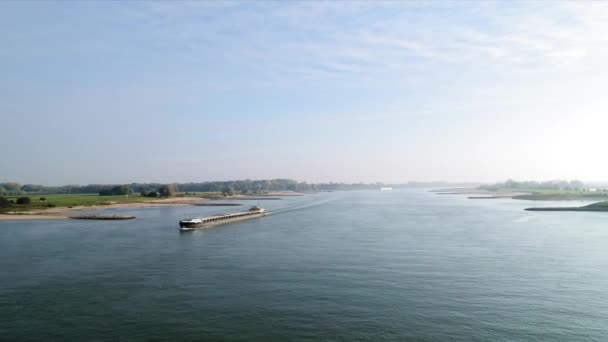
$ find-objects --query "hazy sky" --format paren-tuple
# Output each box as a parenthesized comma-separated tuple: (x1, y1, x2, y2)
(2, 1, 608, 185)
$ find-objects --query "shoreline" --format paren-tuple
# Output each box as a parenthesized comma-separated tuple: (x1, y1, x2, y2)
(0, 197, 206, 221)
(433, 188, 531, 198)
(0, 214, 68, 220)
(0, 192, 304, 221)
(525, 204, 608, 212)
(525, 207, 608, 212)
(433, 187, 608, 202)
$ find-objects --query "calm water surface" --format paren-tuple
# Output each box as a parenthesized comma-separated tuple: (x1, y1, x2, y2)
(1, 190, 608, 341)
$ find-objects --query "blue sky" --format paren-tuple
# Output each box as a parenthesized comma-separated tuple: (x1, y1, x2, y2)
(2, 1, 608, 185)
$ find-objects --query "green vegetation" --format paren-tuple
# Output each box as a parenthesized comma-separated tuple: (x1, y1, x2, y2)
(222, 186, 235, 197)
(586, 201, 608, 209)
(0, 178, 399, 214)
(0, 182, 22, 195)
(0, 179, 389, 197)
(99, 185, 132, 196)
(480, 179, 608, 201)
(526, 201, 608, 212)
(513, 189, 608, 200)
(481, 179, 587, 192)
(158, 184, 176, 197)
(16, 197, 31, 205)
(0, 194, 157, 214)
(0, 182, 188, 214)
(143, 191, 159, 198)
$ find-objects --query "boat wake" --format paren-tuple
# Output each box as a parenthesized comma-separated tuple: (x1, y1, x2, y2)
(267, 196, 336, 216)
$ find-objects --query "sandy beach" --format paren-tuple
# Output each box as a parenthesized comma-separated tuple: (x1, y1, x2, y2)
(0, 214, 68, 220)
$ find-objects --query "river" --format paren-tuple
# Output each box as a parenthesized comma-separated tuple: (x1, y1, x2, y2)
(1, 190, 607, 341)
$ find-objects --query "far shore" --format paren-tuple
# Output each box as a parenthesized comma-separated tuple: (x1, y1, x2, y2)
(525, 202, 608, 212)
(432, 187, 608, 202)
(432, 188, 531, 198)
(432, 187, 608, 212)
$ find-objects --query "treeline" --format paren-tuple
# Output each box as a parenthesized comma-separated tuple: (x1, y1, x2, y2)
(0, 182, 111, 195)
(168, 179, 382, 193)
(99, 185, 132, 196)
(0, 179, 386, 196)
(481, 179, 586, 191)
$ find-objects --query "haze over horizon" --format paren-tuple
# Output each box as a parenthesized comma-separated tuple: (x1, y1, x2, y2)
(3, 2, 608, 185)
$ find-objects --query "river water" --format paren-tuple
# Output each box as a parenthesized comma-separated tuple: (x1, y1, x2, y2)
(1, 190, 607, 341)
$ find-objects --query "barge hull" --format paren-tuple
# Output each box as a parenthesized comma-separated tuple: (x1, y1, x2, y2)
(180, 212, 265, 231)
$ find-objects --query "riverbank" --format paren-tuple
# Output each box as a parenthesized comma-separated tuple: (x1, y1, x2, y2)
(482, 187, 608, 201)
(513, 193, 608, 201)
(434, 187, 608, 201)
(0, 192, 301, 221)
(0, 197, 207, 221)
(432, 188, 530, 198)
(432, 187, 608, 213)
(525, 201, 608, 212)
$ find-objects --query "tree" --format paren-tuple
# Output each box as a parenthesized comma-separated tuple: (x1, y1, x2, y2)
(0, 182, 21, 195)
(16, 197, 31, 205)
(261, 180, 272, 191)
(99, 188, 113, 196)
(0, 196, 10, 208)
(21, 184, 44, 193)
(222, 186, 235, 197)
(115, 185, 132, 195)
(158, 184, 176, 197)
(99, 184, 132, 196)
(569, 180, 584, 190)
(40, 197, 46, 201)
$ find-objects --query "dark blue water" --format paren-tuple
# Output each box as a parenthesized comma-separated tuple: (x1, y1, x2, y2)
(1, 190, 608, 341)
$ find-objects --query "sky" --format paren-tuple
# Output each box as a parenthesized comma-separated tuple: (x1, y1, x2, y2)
(2, 1, 608, 185)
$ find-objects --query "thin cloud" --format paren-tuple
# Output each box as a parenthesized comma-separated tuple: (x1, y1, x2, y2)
(103, 2, 608, 86)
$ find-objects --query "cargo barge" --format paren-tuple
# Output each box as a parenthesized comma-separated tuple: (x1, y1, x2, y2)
(179, 206, 266, 231)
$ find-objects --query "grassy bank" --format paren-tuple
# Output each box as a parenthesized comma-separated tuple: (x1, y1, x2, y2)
(0, 191, 285, 214)
(0, 194, 159, 213)
(485, 188, 608, 201)
(526, 201, 608, 212)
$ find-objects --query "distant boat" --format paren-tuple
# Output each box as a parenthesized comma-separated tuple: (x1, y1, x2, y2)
(179, 206, 266, 231)
(380, 187, 393, 191)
